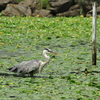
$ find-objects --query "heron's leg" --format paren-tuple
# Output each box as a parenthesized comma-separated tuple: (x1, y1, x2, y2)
(29, 72, 34, 78)
(38, 65, 43, 74)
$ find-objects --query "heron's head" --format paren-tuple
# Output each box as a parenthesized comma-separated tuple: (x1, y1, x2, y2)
(44, 48, 58, 55)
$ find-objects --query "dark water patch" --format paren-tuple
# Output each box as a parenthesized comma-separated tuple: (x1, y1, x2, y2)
(9, 96, 16, 98)
(77, 40, 89, 45)
(53, 45, 65, 48)
(70, 40, 90, 48)
(0, 50, 35, 60)
(0, 50, 26, 58)
(69, 45, 77, 47)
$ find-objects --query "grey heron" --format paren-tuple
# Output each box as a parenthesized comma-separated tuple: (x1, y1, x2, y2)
(9, 48, 57, 77)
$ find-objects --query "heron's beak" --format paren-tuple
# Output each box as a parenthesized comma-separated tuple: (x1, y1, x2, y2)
(50, 51, 58, 55)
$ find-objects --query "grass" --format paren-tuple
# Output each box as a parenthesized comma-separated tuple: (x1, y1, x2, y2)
(0, 16, 100, 100)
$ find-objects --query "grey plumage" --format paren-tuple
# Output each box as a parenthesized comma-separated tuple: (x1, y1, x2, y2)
(9, 48, 57, 77)
(10, 60, 42, 73)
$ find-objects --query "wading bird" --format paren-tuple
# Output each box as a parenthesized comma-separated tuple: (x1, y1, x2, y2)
(9, 48, 57, 77)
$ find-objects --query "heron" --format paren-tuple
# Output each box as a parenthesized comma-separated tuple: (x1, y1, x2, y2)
(9, 48, 57, 77)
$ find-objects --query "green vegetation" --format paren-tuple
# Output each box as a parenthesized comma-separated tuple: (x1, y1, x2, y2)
(0, 16, 100, 99)
(16, 0, 50, 9)
(16, 0, 25, 3)
(39, 0, 50, 9)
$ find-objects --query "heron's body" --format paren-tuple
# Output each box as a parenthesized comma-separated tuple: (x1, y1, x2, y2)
(9, 48, 57, 77)
(9, 60, 43, 75)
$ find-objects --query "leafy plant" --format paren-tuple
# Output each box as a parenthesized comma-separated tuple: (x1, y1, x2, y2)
(0, 16, 100, 99)
(16, 0, 25, 3)
(39, 0, 50, 9)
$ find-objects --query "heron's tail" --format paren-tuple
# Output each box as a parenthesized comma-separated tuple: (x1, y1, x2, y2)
(9, 66, 18, 72)
(8, 67, 12, 71)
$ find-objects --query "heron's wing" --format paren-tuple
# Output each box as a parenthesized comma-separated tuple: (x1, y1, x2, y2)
(9, 61, 27, 72)
(18, 60, 43, 73)
(9, 60, 43, 74)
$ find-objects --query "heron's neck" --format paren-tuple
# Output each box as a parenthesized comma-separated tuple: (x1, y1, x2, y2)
(43, 52, 50, 63)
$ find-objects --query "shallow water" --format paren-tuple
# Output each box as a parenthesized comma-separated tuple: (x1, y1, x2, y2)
(0, 50, 26, 58)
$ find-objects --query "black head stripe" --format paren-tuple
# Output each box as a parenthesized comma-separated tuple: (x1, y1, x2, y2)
(44, 48, 51, 52)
